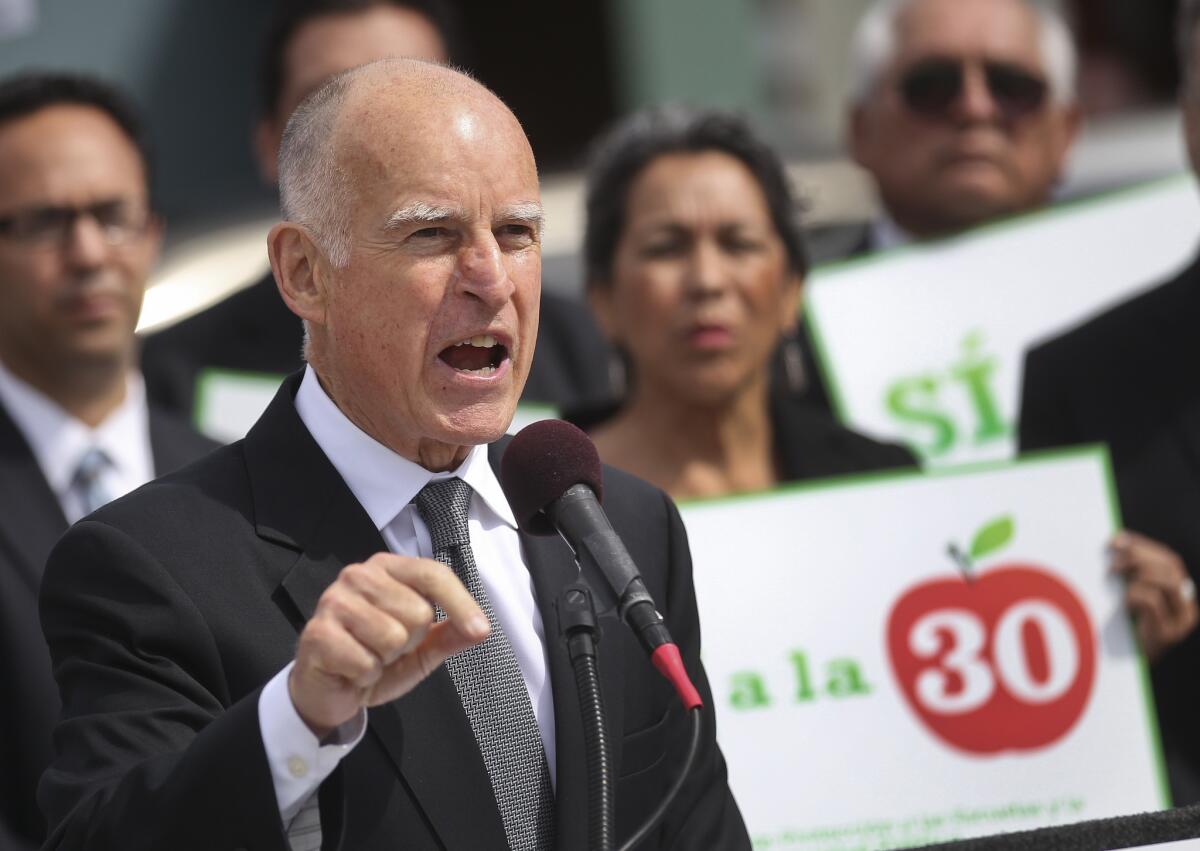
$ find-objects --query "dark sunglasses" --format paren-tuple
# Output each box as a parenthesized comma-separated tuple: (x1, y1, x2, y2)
(899, 58, 1049, 121)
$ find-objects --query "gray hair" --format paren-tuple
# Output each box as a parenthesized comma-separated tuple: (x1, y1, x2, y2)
(1180, 0, 1200, 90)
(277, 67, 361, 268)
(848, 0, 1078, 106)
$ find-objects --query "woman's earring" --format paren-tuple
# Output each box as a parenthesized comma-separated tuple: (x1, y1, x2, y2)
(781, 332, 807, 395)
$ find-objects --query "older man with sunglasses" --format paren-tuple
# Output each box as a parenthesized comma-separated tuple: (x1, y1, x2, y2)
(847, 0, 1080, 249)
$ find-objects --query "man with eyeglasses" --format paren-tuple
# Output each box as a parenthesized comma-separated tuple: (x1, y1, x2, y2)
(1018, 0, 1200, 807)
(0, 72, 216, 850)
(844, 0, 1080, 252)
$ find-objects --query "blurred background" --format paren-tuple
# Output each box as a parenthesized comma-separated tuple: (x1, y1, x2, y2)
(0, 0, 1187, 324)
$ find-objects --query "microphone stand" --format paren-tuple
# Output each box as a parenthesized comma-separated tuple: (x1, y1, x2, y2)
(556, 581, 707, 851)
(557, 582, 614, 851)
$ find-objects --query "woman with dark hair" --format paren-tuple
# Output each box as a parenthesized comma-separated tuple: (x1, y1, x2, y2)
(579, 106, 916, 499)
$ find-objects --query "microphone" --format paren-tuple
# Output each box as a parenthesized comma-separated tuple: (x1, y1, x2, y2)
(500, 419, 702, 711)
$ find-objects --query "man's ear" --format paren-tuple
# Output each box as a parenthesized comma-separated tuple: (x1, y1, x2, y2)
(1053, 102, 1083, 173)
(253, 117, 282, 185)
(847, 103, 873, 170)
(268, 221, 332, 327)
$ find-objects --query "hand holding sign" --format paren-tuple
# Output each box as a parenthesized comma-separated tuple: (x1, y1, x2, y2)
(1110, 530, 1200, 663)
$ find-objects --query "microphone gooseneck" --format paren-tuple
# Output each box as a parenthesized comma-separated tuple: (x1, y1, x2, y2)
(499, 419, 703, 711)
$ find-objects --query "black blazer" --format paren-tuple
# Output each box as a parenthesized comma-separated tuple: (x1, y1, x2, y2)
(0, 399, 216, 850)
(565, 390, 916, 483)
(141, 274, 616, 420)
(38, 372, 749, 850)
(1019, 251, 1200, 804)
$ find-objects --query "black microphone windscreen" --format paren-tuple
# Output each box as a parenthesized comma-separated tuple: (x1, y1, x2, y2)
(500, 419, 604, 535)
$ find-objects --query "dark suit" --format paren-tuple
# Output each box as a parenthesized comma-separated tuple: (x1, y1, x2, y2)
(0, 398, 216, 850)
(1019, 251, 1200, 805)
(38, 372, 749, 850)
(770, 390, 917, 479)
(565, 388, 917, 481)
(141, 274, 616, 421)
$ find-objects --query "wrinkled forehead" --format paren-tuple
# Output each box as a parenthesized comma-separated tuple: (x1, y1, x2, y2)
(892, 0, 1045, 69)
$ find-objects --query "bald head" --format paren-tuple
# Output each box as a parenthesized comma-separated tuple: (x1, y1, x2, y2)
(278, 59, 533, 267)
(267, 57, 543, 467)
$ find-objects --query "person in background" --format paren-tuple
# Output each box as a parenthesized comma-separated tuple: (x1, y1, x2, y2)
(141, 0, 611, 433)
(1018, 0, 1200, 807)
(0, 73, 216, 850)
(575, 107, 916, 502)
(796, 0, 1084, 413)
(844, 0, 1080, 252)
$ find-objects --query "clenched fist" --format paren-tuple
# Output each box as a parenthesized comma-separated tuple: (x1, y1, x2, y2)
(289, 552, 489, 738)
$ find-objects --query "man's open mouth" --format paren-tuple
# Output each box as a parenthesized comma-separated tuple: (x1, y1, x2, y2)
(438, 334, 509, 376)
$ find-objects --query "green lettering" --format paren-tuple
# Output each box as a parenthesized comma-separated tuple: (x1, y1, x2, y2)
(950, 331, 1010, 444)
(790, 650, 817, 702)
(825, 658, 872, 697)
(884, 375, 955, 457)
(728, 671, 771, 709)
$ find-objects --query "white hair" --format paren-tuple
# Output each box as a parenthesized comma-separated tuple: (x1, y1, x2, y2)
(848, 0, 1078, 106)
(277, 66, 364, 268)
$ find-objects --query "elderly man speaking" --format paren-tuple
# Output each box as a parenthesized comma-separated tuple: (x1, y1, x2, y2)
(38, 60, 749, 851)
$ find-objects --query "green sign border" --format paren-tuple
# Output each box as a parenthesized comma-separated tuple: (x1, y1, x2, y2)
(803, 172, 1197, 433)
(678, 443, 1171, 811)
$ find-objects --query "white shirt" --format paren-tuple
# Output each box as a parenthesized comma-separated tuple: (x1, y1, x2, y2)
(0, 358, 154, 523)
(258, 366, 556, 825)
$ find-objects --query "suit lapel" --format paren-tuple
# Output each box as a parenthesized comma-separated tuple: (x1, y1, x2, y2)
(0, 401, 67, 592)
(245, 373, 506, 849)
(490, 442, 625, 849)
(1148, 257, 1200, 497)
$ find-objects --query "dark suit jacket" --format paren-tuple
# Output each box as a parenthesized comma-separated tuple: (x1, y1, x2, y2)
(1019, 251, 1200, 805)
(565, 389, 917, 482)
(0, 399, 216, 850)
(141, 274, 616, 421)
(37, 372, 749, 850)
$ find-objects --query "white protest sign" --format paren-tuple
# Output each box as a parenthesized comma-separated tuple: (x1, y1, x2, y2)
(681, 449, 1166, 850)
(193, 368, 557, 443)
(805, 176, 1200, 467)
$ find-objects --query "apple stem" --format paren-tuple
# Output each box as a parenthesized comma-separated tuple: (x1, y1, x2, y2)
(947, 542, 975, 583)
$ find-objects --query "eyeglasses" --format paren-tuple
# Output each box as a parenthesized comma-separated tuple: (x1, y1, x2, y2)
(0, 200, 152, 248)
(898, 58, 1049, 122)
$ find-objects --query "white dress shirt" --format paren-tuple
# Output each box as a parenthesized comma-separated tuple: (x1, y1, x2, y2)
(869, 214, 915, 252)
(0, 358, 154, 523)
(258, 366, 556, 828)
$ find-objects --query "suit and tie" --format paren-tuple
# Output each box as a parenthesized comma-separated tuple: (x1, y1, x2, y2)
(0, 396, 216, 850)
(1019, 252, 1200, 804)
(37, 371, 749, 850)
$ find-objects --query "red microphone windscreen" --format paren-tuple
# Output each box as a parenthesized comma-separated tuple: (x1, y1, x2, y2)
(500, 419, 604, 535)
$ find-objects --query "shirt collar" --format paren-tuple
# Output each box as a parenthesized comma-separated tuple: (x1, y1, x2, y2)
(0, 357, 149, 495)
(293, 365, 517, 533)
(870, 214, 914, 252)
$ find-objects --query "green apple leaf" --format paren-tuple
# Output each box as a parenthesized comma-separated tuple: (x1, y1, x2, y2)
(969, 516, 1014, 561)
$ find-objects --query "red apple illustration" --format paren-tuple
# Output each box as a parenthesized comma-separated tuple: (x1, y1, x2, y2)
(886, 516, 1096, 755)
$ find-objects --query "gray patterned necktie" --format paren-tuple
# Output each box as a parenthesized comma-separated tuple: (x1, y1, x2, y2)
(71, 446, 112, 515)
(415, 477, 554, 851)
